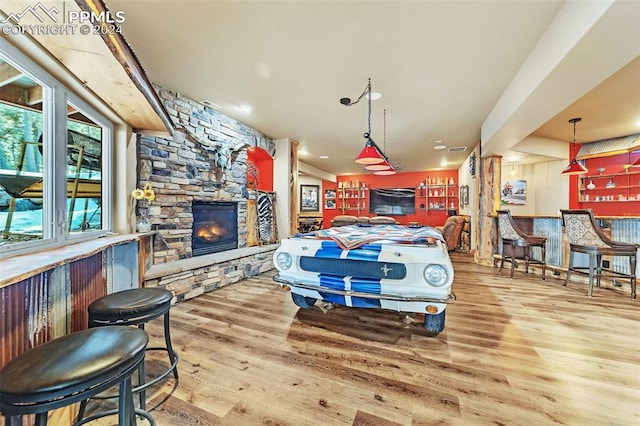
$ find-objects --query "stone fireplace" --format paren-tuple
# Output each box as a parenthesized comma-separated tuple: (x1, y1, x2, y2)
(137, 86, 276, 265)
(137, 87, 279, 302)
(192, 201, 238, 256)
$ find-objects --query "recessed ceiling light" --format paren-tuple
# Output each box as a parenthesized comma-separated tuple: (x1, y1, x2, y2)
(440, 160, 447, 167)
(434, 145, 447, 150)
(239, 105, 253, 112)
(368, 92, 382, 101)
(319, 155, 329, 159)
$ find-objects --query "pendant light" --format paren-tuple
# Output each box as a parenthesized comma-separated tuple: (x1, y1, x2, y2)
(341, 78, 386, 165)
(561, 117, 588, 175)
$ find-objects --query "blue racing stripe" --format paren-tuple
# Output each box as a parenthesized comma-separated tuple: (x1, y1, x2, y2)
(320, 293, 346, 305)
(319, 274, 346, 291)
(314, 241, 345, 258)
(345, 248, 381, 261)
(350, 297, 381, 308)
(350, 278, 382, 294)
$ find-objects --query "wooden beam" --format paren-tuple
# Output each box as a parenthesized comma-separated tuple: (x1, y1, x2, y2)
(75, 0, 174, 134)
(0, 63, 23, 87)
(27, 85, 42, 105)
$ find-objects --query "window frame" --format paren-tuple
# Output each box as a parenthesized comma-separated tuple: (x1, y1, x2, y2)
(0, 40, 113, 259)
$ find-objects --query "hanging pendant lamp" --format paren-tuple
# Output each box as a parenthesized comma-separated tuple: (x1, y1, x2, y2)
(356, 137, 384, 165)
(341, 78, 389, 167)
(561, 117, 588, 175)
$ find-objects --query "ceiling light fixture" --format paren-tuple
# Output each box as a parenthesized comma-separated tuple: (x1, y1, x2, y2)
(340, 78, 391, 169)
(561, 117, 588, 175)
(509, 162, 517, 177)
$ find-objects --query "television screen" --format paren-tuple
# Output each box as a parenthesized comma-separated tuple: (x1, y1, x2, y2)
(369, 188, 415, 215)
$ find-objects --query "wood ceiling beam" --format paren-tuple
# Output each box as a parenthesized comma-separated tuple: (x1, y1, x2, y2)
(0, 63, 23, 88)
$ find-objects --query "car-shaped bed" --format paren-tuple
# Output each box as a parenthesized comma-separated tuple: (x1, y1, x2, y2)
(273, 224, 456, 335)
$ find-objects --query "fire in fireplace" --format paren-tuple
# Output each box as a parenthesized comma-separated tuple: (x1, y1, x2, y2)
(192, 201, 238, 256)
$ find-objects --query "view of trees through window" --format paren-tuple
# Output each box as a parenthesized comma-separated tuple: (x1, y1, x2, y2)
(0, 58, 103, 244)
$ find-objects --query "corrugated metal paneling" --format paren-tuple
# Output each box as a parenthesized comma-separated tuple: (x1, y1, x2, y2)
(533, 218, 564, 267)
(69, 252, 106, 332)
(612, 219, 640, 277)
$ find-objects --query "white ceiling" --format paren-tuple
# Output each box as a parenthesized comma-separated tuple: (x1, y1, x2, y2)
(106, 0, 640, 175)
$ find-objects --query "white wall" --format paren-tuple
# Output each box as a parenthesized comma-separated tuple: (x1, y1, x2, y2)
(499, 160, 569, 216)
(274, 138, 293, 238)
(533, 160, 570, 215)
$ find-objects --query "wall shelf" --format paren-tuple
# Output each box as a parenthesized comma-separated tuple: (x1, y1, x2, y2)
(577, 158, 640, 205)
(417, 176, 458, 213)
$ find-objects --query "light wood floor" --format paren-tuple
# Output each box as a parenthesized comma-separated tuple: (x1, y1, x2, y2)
(89, 253, 639, 425)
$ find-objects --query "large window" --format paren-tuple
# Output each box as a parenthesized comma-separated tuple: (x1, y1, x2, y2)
(0, 45, 112, 257)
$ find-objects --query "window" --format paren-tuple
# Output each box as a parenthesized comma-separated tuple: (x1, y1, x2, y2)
(0, 43, 112, 257)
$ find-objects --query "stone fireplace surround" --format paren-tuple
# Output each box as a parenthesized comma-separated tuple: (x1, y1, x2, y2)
(139, 87, 278, 302)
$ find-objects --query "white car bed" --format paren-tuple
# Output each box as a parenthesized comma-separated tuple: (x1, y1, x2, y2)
(273, 224, 456, 335)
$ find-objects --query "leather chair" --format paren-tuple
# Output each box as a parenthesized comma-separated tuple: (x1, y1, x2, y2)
(369, 216, 397, 225)
(560, 209, 638, 298)
(437, 216, 465, 252)
(330, 215, 358, 227)
(496, 210, 546, 279)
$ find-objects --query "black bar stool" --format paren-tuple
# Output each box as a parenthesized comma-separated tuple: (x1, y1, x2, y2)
(80, 288, 179, 414)
(0, 326, 154, 426)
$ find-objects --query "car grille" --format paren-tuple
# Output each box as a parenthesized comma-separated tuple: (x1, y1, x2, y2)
(299, 257, 407, 280)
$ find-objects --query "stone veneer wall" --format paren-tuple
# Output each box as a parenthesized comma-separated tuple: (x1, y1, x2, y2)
(144, 246, 277, 302)
(138, 86, 276, 264)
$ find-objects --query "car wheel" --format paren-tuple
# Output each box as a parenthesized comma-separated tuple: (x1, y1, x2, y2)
(423, 310, 446, 335)
(291, 293, 317, 308)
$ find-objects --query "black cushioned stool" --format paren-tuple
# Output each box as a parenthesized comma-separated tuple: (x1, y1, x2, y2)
(82, 288, 179, 412)
(0, 326, 154, 426)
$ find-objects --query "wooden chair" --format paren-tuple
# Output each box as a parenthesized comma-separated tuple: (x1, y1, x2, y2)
(496, 209, 547, 280)
(560, 209, 638, 298)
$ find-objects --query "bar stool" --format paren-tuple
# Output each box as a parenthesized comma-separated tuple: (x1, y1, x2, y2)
(496, 209, 547, 280)
(561, 209, 638, 298)
(0, 326, 154, 425)
(80, 288, 179, 414)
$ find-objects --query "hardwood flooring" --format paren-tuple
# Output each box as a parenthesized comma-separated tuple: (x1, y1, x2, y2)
(88, 253, 639, 425)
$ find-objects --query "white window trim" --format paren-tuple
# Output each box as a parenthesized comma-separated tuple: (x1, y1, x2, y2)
(0, 39, 113, 259)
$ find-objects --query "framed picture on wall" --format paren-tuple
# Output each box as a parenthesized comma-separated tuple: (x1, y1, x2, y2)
(500, 180, 526, 205)
(324, 199, 336, 209)
(300, 184, 320, 212)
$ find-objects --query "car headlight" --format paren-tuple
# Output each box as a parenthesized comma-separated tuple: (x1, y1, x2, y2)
(276, 252, 293, 270)
(423, 264, 448, 287)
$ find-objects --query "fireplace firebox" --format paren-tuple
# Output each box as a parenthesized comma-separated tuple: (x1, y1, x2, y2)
(192, 201, 238, 256)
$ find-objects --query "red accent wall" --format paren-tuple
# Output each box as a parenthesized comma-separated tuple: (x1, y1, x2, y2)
(570, 149, 640, 216)
(247, 147, 273, 192)
(322, 170, 459, 228)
